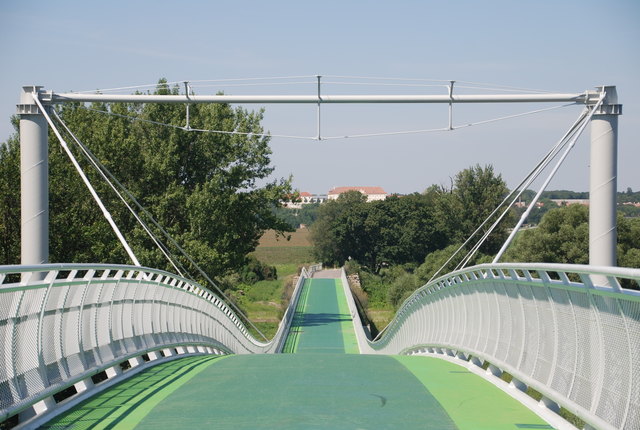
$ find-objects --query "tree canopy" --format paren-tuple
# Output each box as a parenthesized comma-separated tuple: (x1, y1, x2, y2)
(0, 80, 293, 278)
(311, 164, 511, 272)
(505, 204, 640, 268)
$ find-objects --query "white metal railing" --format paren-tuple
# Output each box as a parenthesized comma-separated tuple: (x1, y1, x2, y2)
(357, 263, 640, 430)
(274, 266, 312, 353)
(0, 263, 313, 426)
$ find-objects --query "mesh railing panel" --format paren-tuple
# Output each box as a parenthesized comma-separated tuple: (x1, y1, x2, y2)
(368, 263, 640, 430)
(0, 263, 306, 421)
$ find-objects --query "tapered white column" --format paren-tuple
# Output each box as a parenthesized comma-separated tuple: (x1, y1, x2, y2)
(589, 86, 622, 267)
(18, 86, 49, 266)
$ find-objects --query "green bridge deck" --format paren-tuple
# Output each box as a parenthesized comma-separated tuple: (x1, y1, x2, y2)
(42, 274, 553, 429)
(282, 278, 359, 354)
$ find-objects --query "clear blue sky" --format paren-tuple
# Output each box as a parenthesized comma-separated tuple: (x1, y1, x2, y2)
(1, 0, 638, 195)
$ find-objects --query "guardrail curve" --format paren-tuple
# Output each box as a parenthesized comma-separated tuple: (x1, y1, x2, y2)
(0, 263, 314, 427)
(352, 263, 640, 430)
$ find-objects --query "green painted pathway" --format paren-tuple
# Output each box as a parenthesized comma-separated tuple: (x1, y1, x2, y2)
(282, 278, 359, 354)
(42, 273, 554, 429)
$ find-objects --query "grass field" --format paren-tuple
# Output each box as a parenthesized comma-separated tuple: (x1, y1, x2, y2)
(251, 247, 314, 266)
(368, 306, 395, 333)
(242, 228, 316, 339)
(258, 227, 312, 247)
(252, 227, 314, 265)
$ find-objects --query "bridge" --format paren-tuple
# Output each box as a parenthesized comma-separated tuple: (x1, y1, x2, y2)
(2, 262, 639, 429)
(2, 82, 639, 429)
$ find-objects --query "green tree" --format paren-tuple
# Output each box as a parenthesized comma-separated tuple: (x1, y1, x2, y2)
(272, 202, 321, 229)
(504, 204, 590, 264)
(375, 194, 445, 268)
(311, 191, 445, 272)
(617, 217, 640, 269)
(387, 272, 418, 308)
(0, 80, 293, 278)
(329, 191, 371, 266)
(0, 117, 20, 265)
(450, 164, 511, 254)
(311, 192, 366, 266)
(415, 244, 466, 284)
(505, 204, 640, 269)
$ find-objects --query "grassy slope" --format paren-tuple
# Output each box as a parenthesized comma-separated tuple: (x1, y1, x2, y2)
(242, 228, 315, 339)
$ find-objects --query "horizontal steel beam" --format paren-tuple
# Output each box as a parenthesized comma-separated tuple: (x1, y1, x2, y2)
(51, 92, 596, 105)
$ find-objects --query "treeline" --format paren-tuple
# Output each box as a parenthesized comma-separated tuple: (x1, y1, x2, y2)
(310, 166, 640, 312)
(522, 189, 640, 202)
(311, 165, 512, 274)
(504, 204, 640, 268)
(619, 187, 640, 203)
(273, 189, 640, 234)
(272, 203, 321, 229)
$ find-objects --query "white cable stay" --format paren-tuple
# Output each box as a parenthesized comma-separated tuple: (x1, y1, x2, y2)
(427, 105, 595, 282)
(51, 110, 186, 277)
(458, 110, 594, 269)
(491, 93, 606, 263)
(31, 95, 142, 267)
(51, 109, 270, 341)
(317, 81, 449, 88)
(183, 81, 318, 88)
(426, 94, 606, 281)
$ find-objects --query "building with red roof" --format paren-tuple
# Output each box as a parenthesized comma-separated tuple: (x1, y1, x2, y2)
(282, 191, 326, 209)
(327, 186, 387, 202)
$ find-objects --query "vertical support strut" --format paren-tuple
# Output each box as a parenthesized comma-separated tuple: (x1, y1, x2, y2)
(18, 86, 49, 267)
(448, 80, 455, 130)
(316, 75, 322, 140)
(589, 86, 622, 268)
(184, 81, 191, 130)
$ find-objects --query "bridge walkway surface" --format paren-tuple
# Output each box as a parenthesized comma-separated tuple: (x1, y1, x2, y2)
(41, 270, 554, 429)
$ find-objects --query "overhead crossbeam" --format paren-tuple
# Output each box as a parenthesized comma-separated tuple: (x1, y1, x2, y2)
(50, 92, 598, 104)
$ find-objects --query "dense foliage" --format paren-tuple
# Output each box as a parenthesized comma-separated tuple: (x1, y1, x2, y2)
(0, 80, 293, 279)
(332, 170, 640, 312)
(504, 204, 640, 268)
(0, 121, 20, 265)
(311, 164, 511, 272)
(272, 203, 321, 229)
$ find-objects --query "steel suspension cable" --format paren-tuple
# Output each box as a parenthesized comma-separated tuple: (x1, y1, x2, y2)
(72, 75, 319, 94)
(455, 109, 590, 270)
(52, 107, 269, 341)
(492, 93, 606, 263)
(427, 107, 592, 282)
(321, 104, 570, 140)
(456, 108, 594, 270)
(31, 95, 142, 267)
(51, 110, 187, 277)
(79, 106, 317, 141)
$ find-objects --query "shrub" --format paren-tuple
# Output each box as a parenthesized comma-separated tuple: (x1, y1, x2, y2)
(240, 256, 277, 284)
(387, 273, 418, 308)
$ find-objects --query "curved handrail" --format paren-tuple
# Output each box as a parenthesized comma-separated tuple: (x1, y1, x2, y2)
(0, 263, 313, 424)
(358, 263, 640, 430)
